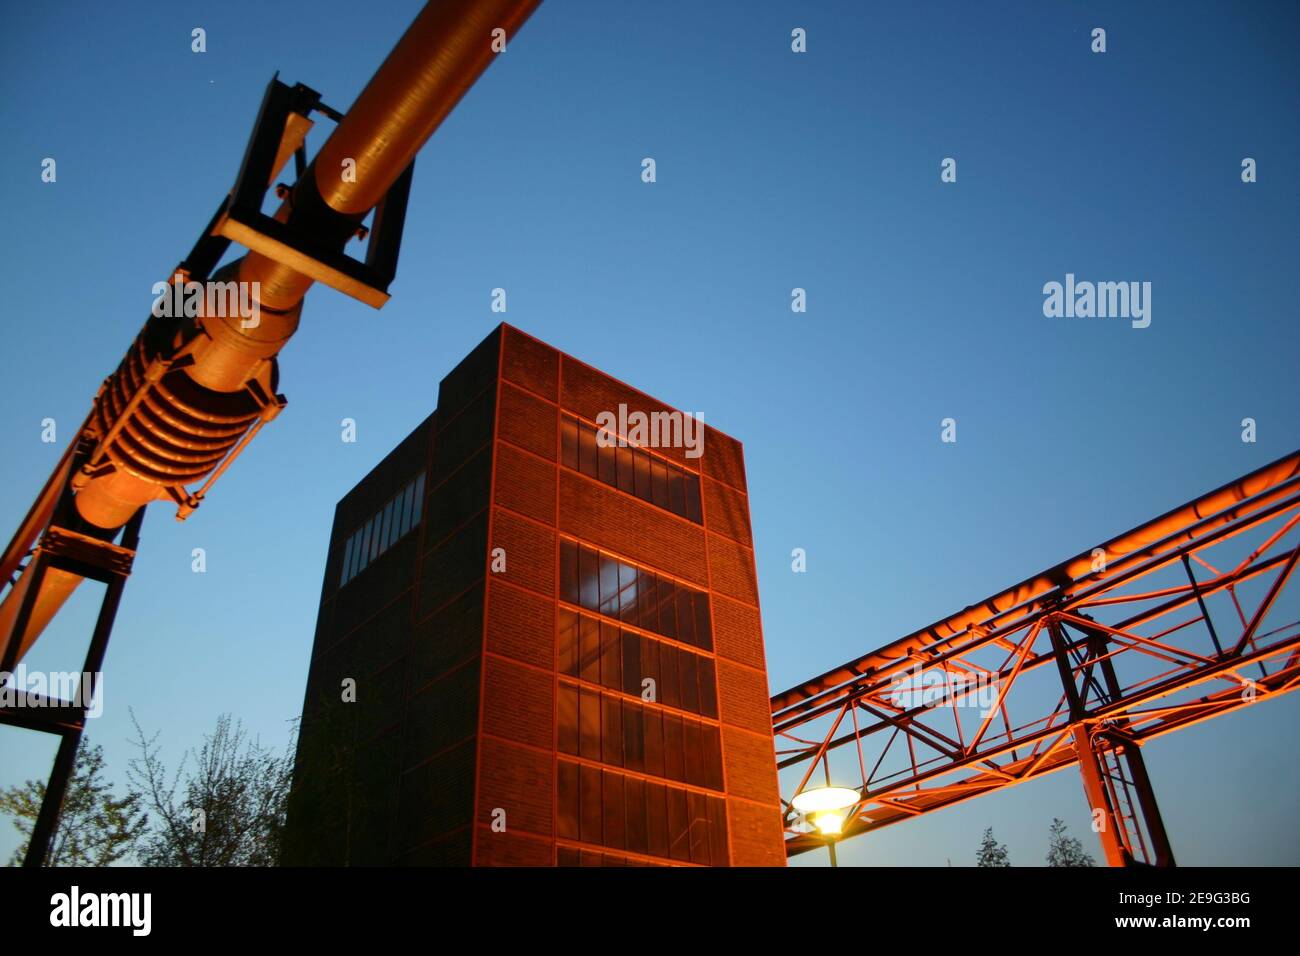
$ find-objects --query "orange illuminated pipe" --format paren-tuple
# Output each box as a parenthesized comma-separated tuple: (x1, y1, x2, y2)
(771, 449, 1300, 716)
(1, 0, 542, 663)
(74, 0, 542, 528)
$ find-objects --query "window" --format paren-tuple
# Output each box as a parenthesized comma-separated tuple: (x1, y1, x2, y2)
(555, 758, 729, 866)
(339, 531, 356, 587)
(356, 520, 371, 574)
(555, 610, 718, 720)
(561, 414, 703, 524)
(335, 471, 427, 589)
(560, 539, 713, 652)
(555, 679, 723, 789)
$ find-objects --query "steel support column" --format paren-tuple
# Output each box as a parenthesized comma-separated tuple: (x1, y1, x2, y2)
(1049, 617, 1175, 867)
(0, 510, 144, 867)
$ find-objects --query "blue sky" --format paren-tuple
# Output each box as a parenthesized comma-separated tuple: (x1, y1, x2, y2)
(1, 0, 1297, 866)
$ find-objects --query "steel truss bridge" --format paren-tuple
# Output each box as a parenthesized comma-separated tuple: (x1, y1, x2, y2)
(772, 450, 1300, 865)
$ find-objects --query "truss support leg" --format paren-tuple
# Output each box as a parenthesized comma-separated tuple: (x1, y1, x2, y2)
(1072, 724, 1175, 867)
(1049, 615, 1176, 867)
(20, 509, 142, 867)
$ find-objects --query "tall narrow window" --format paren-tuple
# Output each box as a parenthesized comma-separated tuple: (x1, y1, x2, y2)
(339, 532, 355, 586)
(357, 519, 372, 573)
(411, 472, 425, 527)
(399, 480, 415, 537)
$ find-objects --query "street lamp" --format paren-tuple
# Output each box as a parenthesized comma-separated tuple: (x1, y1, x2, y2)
(791, 786, 860, 866)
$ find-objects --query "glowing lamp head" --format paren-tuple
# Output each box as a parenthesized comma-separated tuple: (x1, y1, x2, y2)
(791, 786, 860, 836)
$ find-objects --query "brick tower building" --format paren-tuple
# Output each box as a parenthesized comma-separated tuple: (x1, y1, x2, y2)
(282, 324, 785, 866)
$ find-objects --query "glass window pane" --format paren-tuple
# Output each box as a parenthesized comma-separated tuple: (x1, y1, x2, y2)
(702, 723, 723, 791)
(616, 446, 635, 494)
(625, 776, 647, 856)
(667, 786, 690, 861)
(580, 765, 602, 846)
(698, 656, 717, 719)
(561, 416, 578, 470)
(643, 706, 664, 779)
(640, 637, 660, 708)
(357, 519, 372, 572)
(579, 686, 601, 762)
(557, 760, 579, 840)
(667, 467, 685, 516)
(339, 534, 352, 587)
(645, 781, 668, 859)
(707, 795, 729, 866)
(599, 554, 620, 618)
(350, 530, 363, 577)
(662, 713, 685, 783)
(378, 500, 394, 554)
(622, 699, 644, 774)
(658, 643, 679, 710)
(684, 473, 702, 523)
(411, 472, 425, 527)
(597, 433, 616, 486)
(579, 546, 600, 611)
(676, 589, 696, 647)
(602, 771, 626, 850)
(637, 570, 658, 633)
(399, 481, 415, 537)
(558, 682, 579, 755)
(579, 615, 601, 686)
(379, 498, 393, 551)
(390, 494, 405, 548)
(558, 609, 579, 677)
(600, 621, 622, 692)
(617, 560, 638, 624)
(657, 578, 678, 641)
(693, 593, 712, 652)
(633, 451, 651, 501)
(683, 718, 703, 786)
(696, 595, 717, 655)
(601, 694, 623, 767)
(650, 459, 669, 509)
(578, 422, 598, 476)
(621, 630, 641, 696)
(678, 651, 700, 715)
(560, 539, 579, 606)
(688, 791, 711, 865)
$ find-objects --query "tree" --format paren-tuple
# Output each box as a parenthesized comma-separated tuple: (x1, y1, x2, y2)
(1046, 817, 1096, 867)
(126, 710, 293, 866)
(976, 826, 1011, 866)
(0, 737, 147, 866)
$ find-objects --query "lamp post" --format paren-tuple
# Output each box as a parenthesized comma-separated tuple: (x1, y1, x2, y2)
(791, 785, 860, 867)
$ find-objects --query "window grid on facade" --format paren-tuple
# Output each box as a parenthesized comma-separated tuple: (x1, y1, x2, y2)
(557, 609, 718, 719)
(559, 539, 712, 652)
(338, 471, 425, 589)
(556, 759, 728, 865)
(560, 414, 703, 524)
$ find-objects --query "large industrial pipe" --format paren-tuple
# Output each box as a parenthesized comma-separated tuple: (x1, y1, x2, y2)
(73, 0, 542, 530)
(1, 0, 542, 662)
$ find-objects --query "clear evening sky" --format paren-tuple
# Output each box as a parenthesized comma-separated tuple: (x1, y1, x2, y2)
(1, 0, 1297, 865)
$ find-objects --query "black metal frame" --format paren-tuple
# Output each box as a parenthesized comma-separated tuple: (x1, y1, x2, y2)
(208, 74, 415, 308)
(0, 505, 143, 867)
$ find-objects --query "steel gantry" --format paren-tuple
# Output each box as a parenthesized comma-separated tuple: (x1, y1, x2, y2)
(772, 450, 1300, 865)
